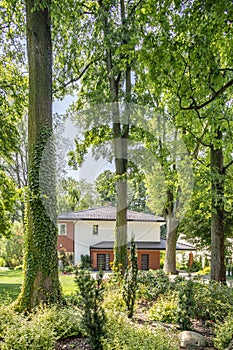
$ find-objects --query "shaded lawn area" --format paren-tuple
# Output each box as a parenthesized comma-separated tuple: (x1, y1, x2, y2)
(0, 269, 76, 301)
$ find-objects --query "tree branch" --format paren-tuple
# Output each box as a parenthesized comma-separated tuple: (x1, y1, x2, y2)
(53, 61, 93, 94)
(224, 159, 233, 172)
(129, 0, 144, 17)
(180, 78, 233, 111)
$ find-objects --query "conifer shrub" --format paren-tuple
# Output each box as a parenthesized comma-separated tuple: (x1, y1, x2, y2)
(75, 269, 106, 350)
(176, 279, 194, 330)
(122, 238, 138, 318)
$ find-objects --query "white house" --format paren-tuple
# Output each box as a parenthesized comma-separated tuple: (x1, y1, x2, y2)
(57, 205, 194, 270)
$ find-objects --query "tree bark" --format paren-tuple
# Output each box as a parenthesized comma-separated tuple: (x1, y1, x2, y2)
(15, 0, 63, 311)
(100, 0, 131, 273)
(164, 213, 178, 274)
(113, 108, 128, 272)
(210, 133, 226, 282)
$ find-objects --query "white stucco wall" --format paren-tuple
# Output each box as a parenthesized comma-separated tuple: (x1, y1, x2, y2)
(74, 220, 161, 264)
(128, 222, 160, 242)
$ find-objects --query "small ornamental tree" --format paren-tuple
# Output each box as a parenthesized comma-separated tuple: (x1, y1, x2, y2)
(123, 238, 138, 318)
(75, 269, 106, 350)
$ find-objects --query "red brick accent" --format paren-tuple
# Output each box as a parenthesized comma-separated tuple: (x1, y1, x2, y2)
(90, 248, 160, 270)
(137, 250, 160, 270)
(188, 252, 194, 268)
(57, 221, 74, 253)
(91, 249, 114, 270)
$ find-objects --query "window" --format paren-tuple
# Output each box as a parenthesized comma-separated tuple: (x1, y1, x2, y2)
(93, 225, 98, 235)
(141, 254, 149, 270)
(58, 223, 67, 236)
(97, 254, 110, 271)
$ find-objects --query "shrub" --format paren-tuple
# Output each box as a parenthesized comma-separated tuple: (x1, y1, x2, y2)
(190, 260, 202, 272)
(0, 305, 83, 349)
(0, 292, 13, 306)
(122, 239, 138, 318)
(103, 290, 126, 313)
(160, 251, 165, 269)
(176, 279, 194, 330)
(149, 292, 178, 324)
(137, 269, 170, 301)
(192, 281, 233, 322)
(39, 306, 83, 339)
(0, 230, 24, 268)
(0, 257, 6, 267)
(65, 292, 83, 306)
(102, 311, 178, 349)
(196, 266, 211, 275)
(63, 265, 75, 274)
(80, 254, 91, 269)
(214, 316, 233, 350)
(75, 269, 106, 350)
(2, 314, 55, 350)
(0, 305, 21, 338)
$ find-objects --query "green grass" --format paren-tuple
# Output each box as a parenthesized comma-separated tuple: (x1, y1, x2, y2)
(0, 269, 23, 300)
(0, 269, 76, 301)
(60, 273, 77, 295)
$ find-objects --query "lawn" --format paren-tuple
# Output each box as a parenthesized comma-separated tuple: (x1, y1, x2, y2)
(0, 268, 77, 301)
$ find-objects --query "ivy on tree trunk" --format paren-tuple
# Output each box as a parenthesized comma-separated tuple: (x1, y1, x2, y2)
(15, 0, 63, 311)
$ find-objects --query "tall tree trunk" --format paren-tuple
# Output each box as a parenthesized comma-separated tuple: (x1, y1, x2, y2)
(15, 0, 63, 311)
(100, 0, 131, 273)
(164, 213, 178, 274)
(210, 133, 226, 282)
(113, 105, 129, 272)
(114, 0, 131, 273)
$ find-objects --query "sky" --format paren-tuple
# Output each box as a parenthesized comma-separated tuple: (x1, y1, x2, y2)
(53, 97, 114, 183)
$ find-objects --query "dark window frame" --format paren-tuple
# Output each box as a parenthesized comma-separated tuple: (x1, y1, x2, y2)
(93, 224, 99, 235)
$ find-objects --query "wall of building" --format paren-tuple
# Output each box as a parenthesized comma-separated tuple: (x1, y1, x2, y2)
(74, 221, 115, 264)
(57, 221, 74, 253)
(137, 250, 160, 270)
(128, 222, 160, 242)
(90, 249, 160, 271)
(74, 220, 161, 264)
(91, 249, 114, 270)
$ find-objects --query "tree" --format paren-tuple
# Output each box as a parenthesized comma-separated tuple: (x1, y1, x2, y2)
(0, 1, 27, 237)
(137, 0, 233, 281)
(60, 0, 145, 272)
(15, 0, 63, 311)
(58, 177, 81, 211)
(141, 117, 193, 274)
(0, 222, 24, 268)
(95, 170, 117, 206)
(3, 117, 28, 224)
(57, 177, 98, 212)
(95, 169, 149, 212)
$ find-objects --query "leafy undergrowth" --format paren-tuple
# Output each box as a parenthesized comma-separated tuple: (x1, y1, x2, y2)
(1, 270, 233, 349)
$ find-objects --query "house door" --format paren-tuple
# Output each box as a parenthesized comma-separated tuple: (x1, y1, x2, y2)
(141, 254, 149, 270)
(97, 253, 110, 271)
